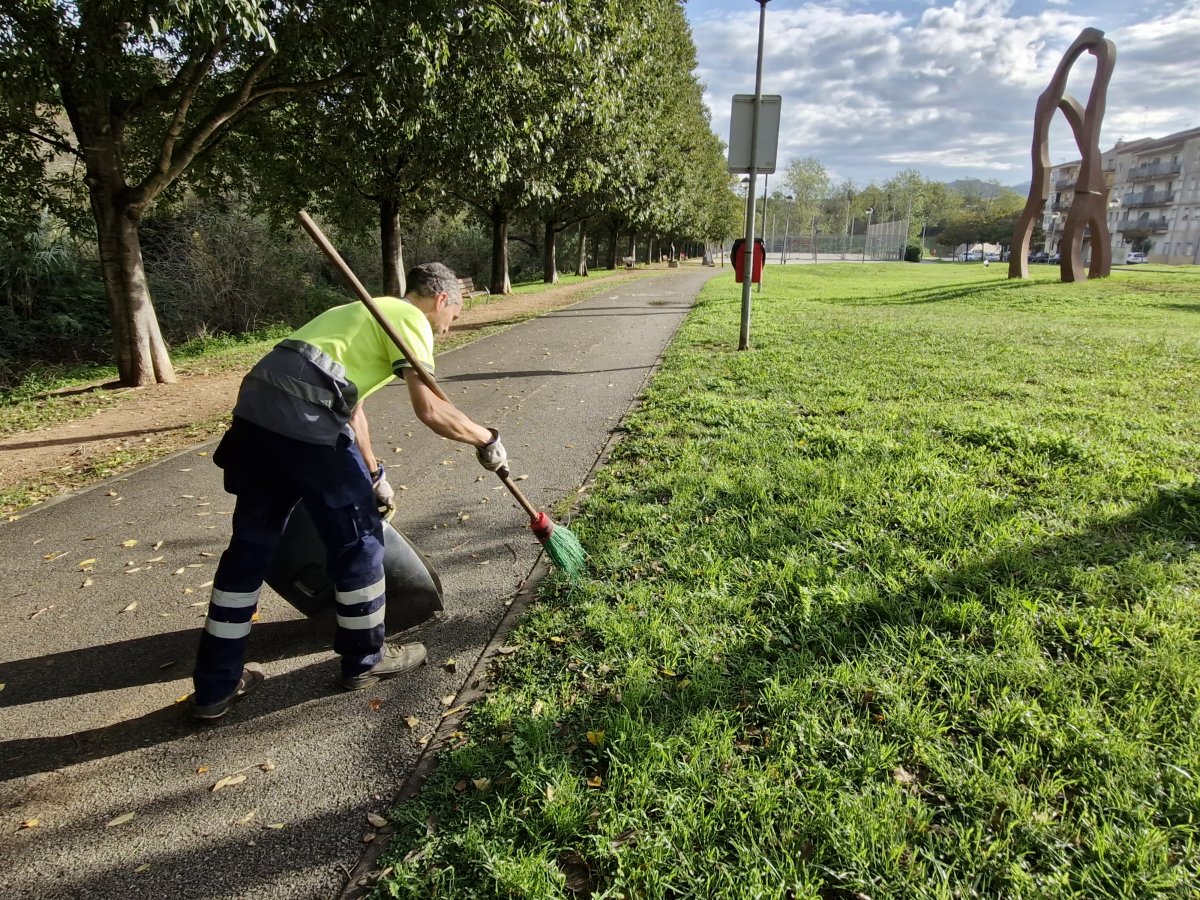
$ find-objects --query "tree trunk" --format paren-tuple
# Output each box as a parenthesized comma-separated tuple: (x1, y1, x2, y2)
(489, 204, 512, 295)
(542, 219, 559, 284)
(607, 225, 619, 269)
(575, 221, 589, 277)
(629, 234, 637, 266)
(87, 173, 176, 386)
(380, 198, 406, 296)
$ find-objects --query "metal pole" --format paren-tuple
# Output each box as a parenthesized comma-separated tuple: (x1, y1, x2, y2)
(738, 0, 768, 351)
(862, 208, 873, 262)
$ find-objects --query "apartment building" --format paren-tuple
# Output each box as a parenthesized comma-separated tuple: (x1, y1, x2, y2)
(1043, 125, 1200, 265)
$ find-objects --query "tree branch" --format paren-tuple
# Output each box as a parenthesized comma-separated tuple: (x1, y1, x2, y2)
(8, 127, 82, 159)
(152, 43, 224, 185)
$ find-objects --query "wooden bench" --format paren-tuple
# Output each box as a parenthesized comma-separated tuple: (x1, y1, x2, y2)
(457, 276, 489, 305)
(621, 256, 636, 269)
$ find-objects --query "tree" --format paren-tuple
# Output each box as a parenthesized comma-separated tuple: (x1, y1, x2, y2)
(0, 1, 443, 385)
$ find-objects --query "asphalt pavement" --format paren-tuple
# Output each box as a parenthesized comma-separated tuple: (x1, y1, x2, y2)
(0, 265, 719, 900)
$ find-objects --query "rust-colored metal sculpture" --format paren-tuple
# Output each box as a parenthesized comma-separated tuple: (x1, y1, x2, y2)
(1009, 28, 1116, 282)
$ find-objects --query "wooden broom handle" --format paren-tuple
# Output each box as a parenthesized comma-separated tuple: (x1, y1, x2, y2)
(297, 210, 449, 403)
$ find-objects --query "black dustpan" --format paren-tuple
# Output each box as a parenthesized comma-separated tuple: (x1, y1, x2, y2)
(266, 500, 444, 633)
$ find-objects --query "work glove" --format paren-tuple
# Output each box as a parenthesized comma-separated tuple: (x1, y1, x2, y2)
(371, 464, 396, 518)
(476, 428, 508, 472)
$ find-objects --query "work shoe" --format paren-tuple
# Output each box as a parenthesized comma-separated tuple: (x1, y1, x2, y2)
(340, 642, 427, 691)
(192, 663, 266, 721)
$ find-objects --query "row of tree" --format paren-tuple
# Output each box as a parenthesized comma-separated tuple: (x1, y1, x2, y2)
(1, 1, 742, 386)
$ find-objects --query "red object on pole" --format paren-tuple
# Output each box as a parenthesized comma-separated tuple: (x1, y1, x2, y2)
(731, 238, 766, 284)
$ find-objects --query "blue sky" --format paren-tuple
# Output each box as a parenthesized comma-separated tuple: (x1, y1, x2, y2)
(683, 0, 1200, 187)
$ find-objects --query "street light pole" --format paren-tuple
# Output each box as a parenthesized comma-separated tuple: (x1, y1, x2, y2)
(738, 0, 770, 351)
(862, 207, 873, 262)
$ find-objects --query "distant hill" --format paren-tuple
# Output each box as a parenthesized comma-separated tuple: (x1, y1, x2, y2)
(945, 178, 1029, 198)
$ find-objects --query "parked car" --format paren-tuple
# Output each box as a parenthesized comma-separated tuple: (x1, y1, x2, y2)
(1028, 251, 1050, 264)
(962, 251, 982, 261)
(1125, 251, 1148, 264)
(984, 252, 1000, 262)
(1047, 252, 1061, 264)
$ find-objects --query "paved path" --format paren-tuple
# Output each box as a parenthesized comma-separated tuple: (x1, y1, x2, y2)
(0, 266, 719, 900)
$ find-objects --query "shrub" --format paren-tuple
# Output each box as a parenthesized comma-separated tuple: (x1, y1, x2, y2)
(904, 242, 923, 262)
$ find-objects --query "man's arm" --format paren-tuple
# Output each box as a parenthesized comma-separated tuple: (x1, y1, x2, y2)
(404, 370, 493, 446)
(349, 404, 381, 474)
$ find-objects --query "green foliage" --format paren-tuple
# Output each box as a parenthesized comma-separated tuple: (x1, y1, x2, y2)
(376, 264, 1200, 898)
(904, 242, 922, 262)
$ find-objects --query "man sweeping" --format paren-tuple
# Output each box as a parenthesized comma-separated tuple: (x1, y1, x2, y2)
(191, 262, 506, 720)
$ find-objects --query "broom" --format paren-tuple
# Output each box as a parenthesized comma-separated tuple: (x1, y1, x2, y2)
(297, 210, 586, 578)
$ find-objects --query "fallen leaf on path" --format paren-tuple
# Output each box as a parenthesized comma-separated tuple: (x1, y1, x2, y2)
(18, 818, 39, 830)
(42, 551, 67, 561)
(29, 605, 53, 619)
(417, 736, 430, 747)
(121, 540, 138, 548)
(153, 541, 163, 550)
(236, 808, 258, 825)
(175, 694, 190, 703)
(440, 694, 455, 707)
(362, 831, 376, 843)
(443, 658, 457, 672)
(120, 602, 138, 613)
(0, 683, 5, 692)
(369, 698, 384, 712)
(78, 558, 96, 568)
(367, 812, 388, 828)
(265, 823, 286, 830)
(196, 766, 209, 775)
(173, 568, 186, 576)
(259, 761, 275, 772)
(133, 864, 150, 874)
(146, 556, 164, 563)
(212, 774, 247, 792)
(106, 812, 136, 827)
(123, 567, 143, 575)
(80, 578, 93, 588)
(404, 716, 420, 729)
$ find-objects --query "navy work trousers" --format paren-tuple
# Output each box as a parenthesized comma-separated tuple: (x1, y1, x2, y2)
(192, 417, 386, 705)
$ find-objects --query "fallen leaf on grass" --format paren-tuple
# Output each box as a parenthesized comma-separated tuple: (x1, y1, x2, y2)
(586, 775, 603, 788)
(586, 730, 605, 747)
(532, 700, 546, 717)
(496, 646, 517, 656)
(367, 812, 388, 828)
(472, 778, 491, 791)
(453, 778, 468, 792)
(106, 812, 136, 827)
(545, 785, 556, 801)
(212, 774, 247, 792)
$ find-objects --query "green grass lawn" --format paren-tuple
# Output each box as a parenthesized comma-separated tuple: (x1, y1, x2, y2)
(377, 263, 1200, 899)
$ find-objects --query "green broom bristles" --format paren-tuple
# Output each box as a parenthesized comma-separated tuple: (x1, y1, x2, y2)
(530, 511, 586, 578)
(544, 522, 586, 579)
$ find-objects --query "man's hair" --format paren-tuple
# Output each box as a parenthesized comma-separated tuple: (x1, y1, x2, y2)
(406, 262, 462, 305)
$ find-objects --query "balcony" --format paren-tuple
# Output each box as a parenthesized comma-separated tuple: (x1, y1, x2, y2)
(1117, 216, 1170, 233)
(1121, 190, 1176, 208)
(1050, 200, 1071, 211)
(1128, 161, 1182, 181)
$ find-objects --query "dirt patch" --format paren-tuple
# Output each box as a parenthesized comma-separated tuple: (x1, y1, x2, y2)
(0, 270, 661, 514)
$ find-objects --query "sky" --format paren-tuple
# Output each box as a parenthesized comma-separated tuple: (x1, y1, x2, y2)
(684, 0, 1200, 188)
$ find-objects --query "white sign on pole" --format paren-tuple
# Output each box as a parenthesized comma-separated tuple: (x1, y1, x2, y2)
(727, 94, 782, 174)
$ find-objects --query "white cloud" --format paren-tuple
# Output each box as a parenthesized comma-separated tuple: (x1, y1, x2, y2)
(690, 0, 1200, 185)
